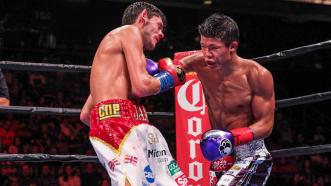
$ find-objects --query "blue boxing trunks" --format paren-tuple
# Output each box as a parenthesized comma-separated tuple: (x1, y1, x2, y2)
(210, 139, 272, 186)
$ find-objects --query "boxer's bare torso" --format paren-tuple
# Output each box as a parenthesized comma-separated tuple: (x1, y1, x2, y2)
(90, 27, 133, 103)
(195, 58, 267, 130)
(90, 22, 162, 105)
(181, 46, 274, 139)
(80, 13, 165, 127)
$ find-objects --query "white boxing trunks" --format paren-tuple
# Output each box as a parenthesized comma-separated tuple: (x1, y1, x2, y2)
(89, 99, 187, 186)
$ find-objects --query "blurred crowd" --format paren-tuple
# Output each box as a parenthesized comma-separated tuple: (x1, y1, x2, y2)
(267, 112, 331, 185)
(0, 67, 175, 186)
(1, 1, 331, 185)
(1, 50, 330, 186)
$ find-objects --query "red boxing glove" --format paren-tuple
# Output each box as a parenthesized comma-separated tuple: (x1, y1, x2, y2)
(230, 127, 254, 146)
(158, 58, 185, 86)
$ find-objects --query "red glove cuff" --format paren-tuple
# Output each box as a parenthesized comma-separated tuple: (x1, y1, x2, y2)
(172, 59, 183, 66)
(230, 127, 254, 146)
(158, 58, 185, 86)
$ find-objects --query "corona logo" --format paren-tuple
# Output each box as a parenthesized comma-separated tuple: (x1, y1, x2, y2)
(177, 79, 206, 115)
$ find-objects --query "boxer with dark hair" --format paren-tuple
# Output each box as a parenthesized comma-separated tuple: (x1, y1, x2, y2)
(80, 2, 186, 186)
(177, 13, 275, 185)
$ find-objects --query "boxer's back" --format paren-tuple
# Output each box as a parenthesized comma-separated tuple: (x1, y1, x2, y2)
(90, 26, 137, 104)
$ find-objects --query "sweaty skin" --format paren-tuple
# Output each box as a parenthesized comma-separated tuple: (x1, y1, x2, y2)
(91, 25, 160, 103)
(180, 36, 275, 140)
(80, 11, 165, 126)
(81, 10, 165, 186)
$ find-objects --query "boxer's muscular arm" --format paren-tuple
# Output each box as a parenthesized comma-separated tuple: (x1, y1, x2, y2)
(122, 27, 161, 97)
(175, 51, 204, 72)
(249, 67, 275, 139)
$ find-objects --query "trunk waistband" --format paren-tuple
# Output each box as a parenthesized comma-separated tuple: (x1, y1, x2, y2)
(235, 139, 270, 160)
(89, 99, 149, 153)
(93, 99, 149, 123)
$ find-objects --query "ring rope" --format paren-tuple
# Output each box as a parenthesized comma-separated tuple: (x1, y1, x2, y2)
(254, 40, 331, 63)
(271, 144, 331, 158)
(1, 144, 330, 162)
(0, 154, 98, 163)
(1, 40, 330, 72)
(0, 106, 80, 116)
(0, 61, 90, 73)
(0, 105, 174, 118)
(1, 91, 330, 116)
(276, 90, 331, 109)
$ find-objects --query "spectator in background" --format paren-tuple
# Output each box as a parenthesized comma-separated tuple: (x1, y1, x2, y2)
(0, 165, 11, 186)
(80, 163, 101, 186)
(37, 164, 58, 186)
(0, 121, 15, 151)
(0, 69, 9, 106)
(18, 164, 38, 186)
(58, 164, 81, 186)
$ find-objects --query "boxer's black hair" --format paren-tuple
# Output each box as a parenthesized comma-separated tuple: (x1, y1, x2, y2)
(122, 1, 167, 33)
(198, 13, 239, 47)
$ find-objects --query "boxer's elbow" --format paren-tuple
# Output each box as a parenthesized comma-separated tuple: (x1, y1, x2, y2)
(132, 78, 159, 97)
(80, 111, 90, 127)
(132, 85, 153, 97)
(253, 121, 274, 140)
(264, 122, 274, 138)
(132, 89, 145, 97)
(265, 127, 273, 138)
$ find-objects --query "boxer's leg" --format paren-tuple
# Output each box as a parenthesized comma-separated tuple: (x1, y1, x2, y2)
(90, 127, 152, 186)
(136, 124, 187, 186)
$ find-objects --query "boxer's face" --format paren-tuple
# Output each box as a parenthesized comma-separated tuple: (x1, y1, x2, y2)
(200, 36, 232, 69)
(141, 16, 164, 51)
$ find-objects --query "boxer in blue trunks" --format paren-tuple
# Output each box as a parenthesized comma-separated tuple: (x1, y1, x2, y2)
(175, 13, 275, 186)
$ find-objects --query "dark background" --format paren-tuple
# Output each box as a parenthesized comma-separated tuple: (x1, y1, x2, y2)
(0, 0, 331, 185)
(2, 0, 331, 97)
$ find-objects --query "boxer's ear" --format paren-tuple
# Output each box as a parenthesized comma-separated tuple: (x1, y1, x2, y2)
(138, 9, 148, 25)
(229, 41, 238, 52)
